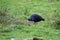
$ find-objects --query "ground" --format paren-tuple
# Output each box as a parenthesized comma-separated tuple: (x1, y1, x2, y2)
(0, 0, 60, 40)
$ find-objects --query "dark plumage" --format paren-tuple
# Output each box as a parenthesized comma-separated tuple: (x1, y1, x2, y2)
(28, 14, 45, 22)
(33, 37, 43, 40)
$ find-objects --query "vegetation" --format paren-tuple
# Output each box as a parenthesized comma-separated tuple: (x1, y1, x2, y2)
(0, 0, 60, 40)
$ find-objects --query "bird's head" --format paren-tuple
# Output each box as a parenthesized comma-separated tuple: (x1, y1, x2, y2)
(28, 18, 31, 21)
(41, 19, 45, 21)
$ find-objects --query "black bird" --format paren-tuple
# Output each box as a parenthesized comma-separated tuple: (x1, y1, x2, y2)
(28, 14, 45, 22)
(33, 37, 43, 40)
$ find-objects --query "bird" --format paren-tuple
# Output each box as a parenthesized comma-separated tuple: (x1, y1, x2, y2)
(28, 14, 45, 23)
(33, 37, 43, 40)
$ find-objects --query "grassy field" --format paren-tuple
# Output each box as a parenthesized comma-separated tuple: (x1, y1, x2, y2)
(0, 0, 60, 40)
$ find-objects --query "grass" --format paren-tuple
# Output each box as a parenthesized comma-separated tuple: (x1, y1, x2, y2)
(0, 0, 60, 40)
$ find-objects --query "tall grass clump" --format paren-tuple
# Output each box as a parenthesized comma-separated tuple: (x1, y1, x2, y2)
(0, 8, 15, 25)
(53, 9, 60, 29)
(0, 7, 17, 34)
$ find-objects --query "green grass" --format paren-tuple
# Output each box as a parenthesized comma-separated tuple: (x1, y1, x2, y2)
(0, 0, 60, 40)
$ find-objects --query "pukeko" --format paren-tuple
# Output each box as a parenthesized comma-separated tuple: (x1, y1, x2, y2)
(28, 14, 45, 23)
